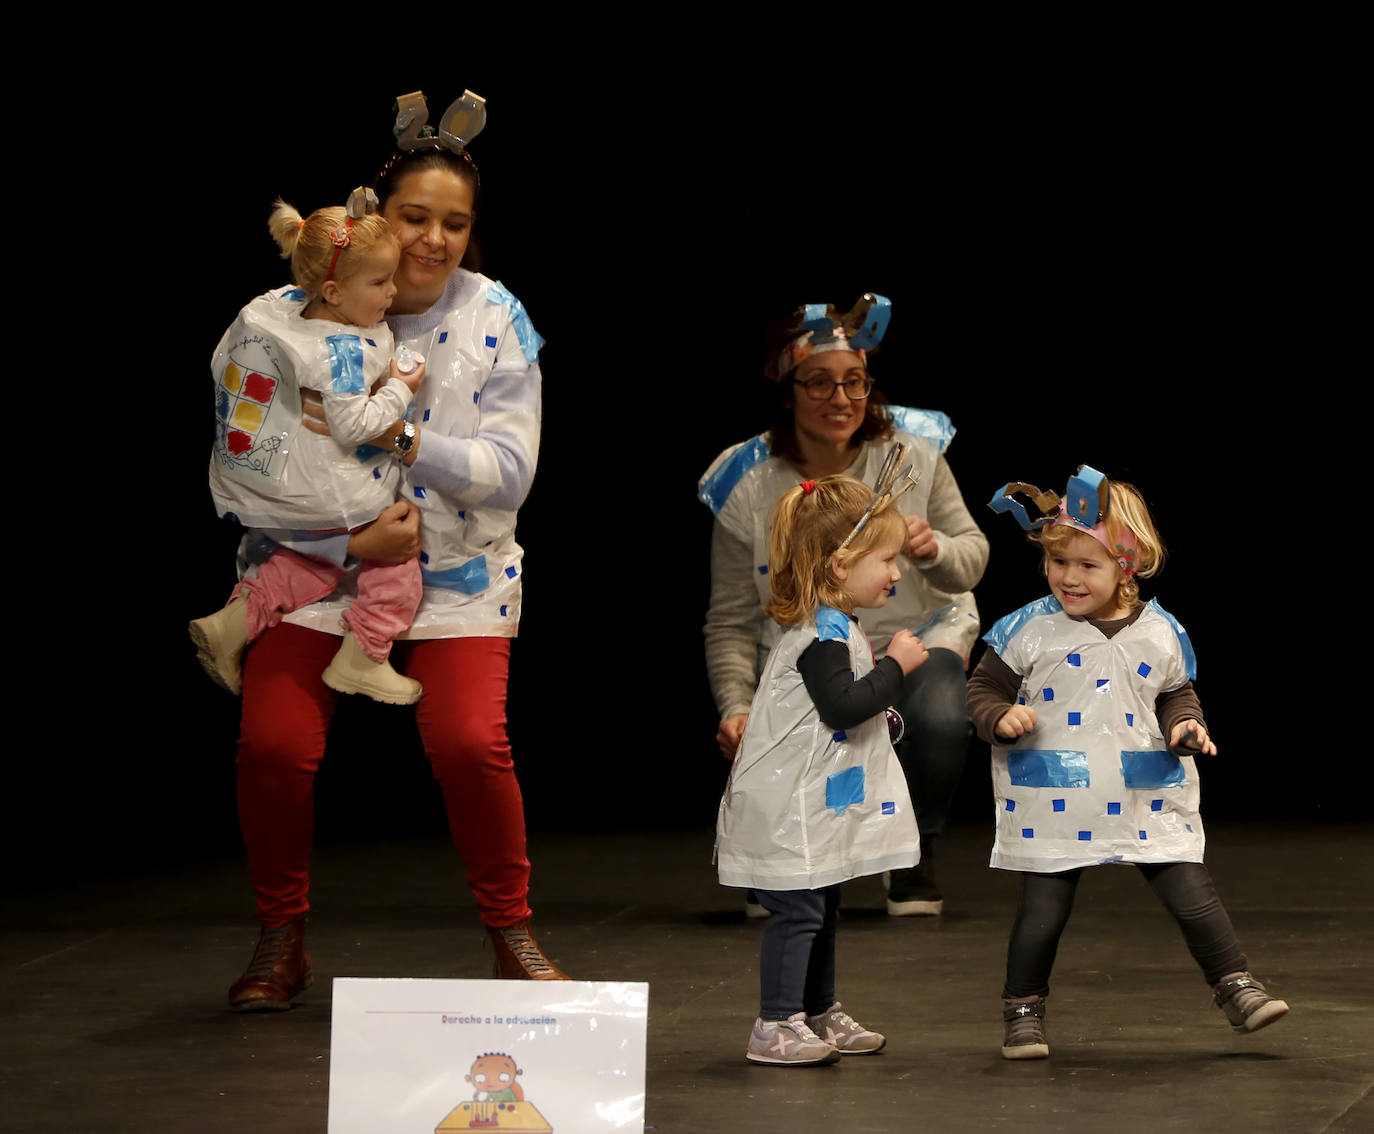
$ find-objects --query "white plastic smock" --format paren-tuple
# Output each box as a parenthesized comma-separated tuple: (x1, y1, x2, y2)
(209, 288, 409, 531)
(985, 597, 1205, 872)
(716, 607, 919, 891)
(698, 411, 985, 663)
(278, 270, 542, 640)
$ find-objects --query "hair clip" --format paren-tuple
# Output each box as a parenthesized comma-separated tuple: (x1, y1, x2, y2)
(325, 185, 376, 282)
(394, 90, 487, 154)
(836, 442, 921, 552)
(800, 480, 816, 494)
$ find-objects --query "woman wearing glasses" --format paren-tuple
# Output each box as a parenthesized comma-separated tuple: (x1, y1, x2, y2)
(699, 296, 989, 916)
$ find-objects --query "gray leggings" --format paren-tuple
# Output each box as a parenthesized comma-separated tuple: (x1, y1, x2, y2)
(754, 885, 842, 1020)
(1003, 862, 1248, 998)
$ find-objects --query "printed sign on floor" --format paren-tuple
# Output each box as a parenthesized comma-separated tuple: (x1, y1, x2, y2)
(327, 979, 647, 1133)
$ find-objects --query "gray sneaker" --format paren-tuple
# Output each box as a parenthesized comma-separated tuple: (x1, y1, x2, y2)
(806, 1002, 886, 1054)
(746, 1013, 840, 1066)
(1213, 972, 1289, 1033)
(1002, 996, 1049, 1060)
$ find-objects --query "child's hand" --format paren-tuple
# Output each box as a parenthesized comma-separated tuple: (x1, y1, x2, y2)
(1170, 719, 1217, 755)
(995, 704, 1039, 740)
(391, 357, 426, 394)
(904, 514, 938, 561)
(300, 389, 330, 436)
(716, 714, 748, 760)
(886, 629, 930, 674)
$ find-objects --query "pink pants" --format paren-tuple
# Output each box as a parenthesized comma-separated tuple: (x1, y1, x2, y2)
(233, 547, 422, 662)
(236, 623, 532, 928)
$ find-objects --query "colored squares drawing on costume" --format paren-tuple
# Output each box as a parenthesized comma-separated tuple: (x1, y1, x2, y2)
(216, 356, 282, 472)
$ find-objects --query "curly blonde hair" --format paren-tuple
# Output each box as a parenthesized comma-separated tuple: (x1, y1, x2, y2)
(764, 475, 907, 626)
(1036, 478, 1164, 609)
(267, 199, 399, 301)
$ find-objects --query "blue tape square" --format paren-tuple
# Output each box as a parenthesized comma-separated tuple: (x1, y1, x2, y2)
(1186, 823, 1194, 832)
(882, 801, 895, 815)
(1139, 830, 1148, 840)
(1151, 799, 1163, 811)
(1078, 831, 1092, 841)
(413, 486, 427, 499)
(505, 565, 518, 578)
(365, 337, 377, 348)
(1107, 802, 1122, 815)
(1067, 712, 1082, 726)
(1043, 688, 1055, 702)
(825, 766, 865, 815)
(372, 468, 381, 479)
(1138, 661, 1152, 678)
(1052, 799, 1065, 812)
(1022, 828, 1034, 838)
(500, 605, 508, 616)
(757, 565, 768, 574)
(458, 510, 466, 519)
(473, 392, 479, 404)
(1018, 697, 1026, 705)
(1005, 799, 1016, 812)
(833, 730, 847, 743)
(438, 331, 448, 343)
(1126, 713, 1134, 726)
(1067, 654, 1081, 667)
(485, 334, 498, 348)
(419, 551, 429, 564)
(1096, 679, 1110, 688)
(423, 409, 431, 422)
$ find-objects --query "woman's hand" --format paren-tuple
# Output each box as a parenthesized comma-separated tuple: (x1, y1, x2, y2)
(301, 389, 330, 436)
(886, 629, 930, 674)
(904, 513, 939, 560)
(995, 704, 1039, 740)
(348, 500, 421, 563)
(716, 714, 748, 760)
(1170, 719, 1217, 755)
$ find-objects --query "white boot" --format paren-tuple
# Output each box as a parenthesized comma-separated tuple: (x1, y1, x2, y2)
(188, 595, 249, 696)
(321, 631, 422, 705)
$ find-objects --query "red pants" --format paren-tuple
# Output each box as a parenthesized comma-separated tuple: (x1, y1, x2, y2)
(237, 622, 532, 928)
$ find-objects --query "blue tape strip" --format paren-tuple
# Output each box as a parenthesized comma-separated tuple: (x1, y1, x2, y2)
(698, 435, 772, 514)
(815, 605, 850, 643)
(1007, 749, 1090, 789)
(1121, 750, 1186, 789)
(886, 405, 955, 453)
(355, 444, 385, 461)
(283, 287, 307, 301)
(825, 766, 865, 815)
(984, 595, 1062, 654)
(326, 334, 366, 394)
(421, 554, 490, 595)
(1148, 600, 1198, 680)
(486, 280, 544, 362)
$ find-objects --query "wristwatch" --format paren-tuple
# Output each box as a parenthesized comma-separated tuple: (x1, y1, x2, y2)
(393, 421, 417, 457)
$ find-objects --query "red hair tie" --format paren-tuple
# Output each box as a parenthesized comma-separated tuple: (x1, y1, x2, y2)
(800, 480, 816, 494)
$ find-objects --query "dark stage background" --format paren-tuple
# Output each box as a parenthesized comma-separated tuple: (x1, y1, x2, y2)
(24, 53, 1356, 883)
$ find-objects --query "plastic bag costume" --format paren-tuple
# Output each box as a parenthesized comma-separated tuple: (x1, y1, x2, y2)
(230, 271, 542, 639)
(984, 596, 1205, 872)
(699, 408, 984, 671)
(209, 288, 407, 531)
(716, 607, 919, 891)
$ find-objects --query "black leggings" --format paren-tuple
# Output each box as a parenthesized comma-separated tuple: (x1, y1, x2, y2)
(1003, 862, 1248, 999)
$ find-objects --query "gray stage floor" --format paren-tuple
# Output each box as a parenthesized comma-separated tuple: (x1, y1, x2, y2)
(5, 821, 1370, 1133)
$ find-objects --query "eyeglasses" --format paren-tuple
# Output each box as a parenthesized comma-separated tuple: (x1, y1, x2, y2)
(792, 375, 873, 401)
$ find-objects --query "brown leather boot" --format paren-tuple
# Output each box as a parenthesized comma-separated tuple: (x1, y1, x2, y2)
(228, 916, 313, 1011)
(486, 920, 569, 980)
